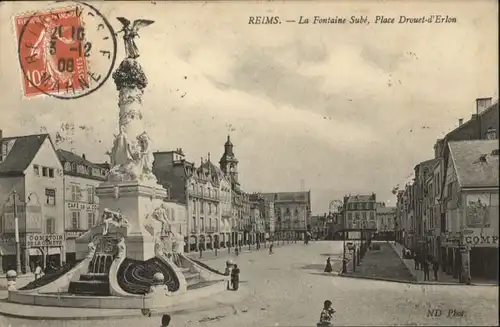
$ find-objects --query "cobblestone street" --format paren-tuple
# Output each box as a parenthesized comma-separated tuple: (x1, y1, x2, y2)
(1, 241, 498, 327)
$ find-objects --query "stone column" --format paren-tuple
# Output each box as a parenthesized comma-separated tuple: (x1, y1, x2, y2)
(0, 255, 4, 274)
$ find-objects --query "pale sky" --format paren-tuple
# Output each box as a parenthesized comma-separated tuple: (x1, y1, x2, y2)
(0, 1, 498, 214)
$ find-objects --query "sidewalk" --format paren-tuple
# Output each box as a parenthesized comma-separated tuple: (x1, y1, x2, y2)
(341, 242, 415, 282)
(391, 242, 498, 286)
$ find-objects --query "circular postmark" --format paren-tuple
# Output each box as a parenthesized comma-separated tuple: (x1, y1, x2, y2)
(16, 1, 117, 100)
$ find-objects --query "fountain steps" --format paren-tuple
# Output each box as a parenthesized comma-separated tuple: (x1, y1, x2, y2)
(68, 273, 111, 296)
(68, 279, 111, 296)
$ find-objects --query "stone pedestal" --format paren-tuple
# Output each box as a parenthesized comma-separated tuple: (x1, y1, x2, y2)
(96, 180, 168, 261)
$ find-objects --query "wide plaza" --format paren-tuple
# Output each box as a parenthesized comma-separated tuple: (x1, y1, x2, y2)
(1, 241, 498, 327)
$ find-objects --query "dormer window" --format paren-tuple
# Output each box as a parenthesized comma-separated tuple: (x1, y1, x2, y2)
(77, 165, 86, 174)
(64, 162, 71, 171)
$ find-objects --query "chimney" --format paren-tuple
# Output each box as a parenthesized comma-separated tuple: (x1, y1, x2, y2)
(486, 127, 497, 140)
(82, 154, 86, 160)
(458, 118, 464, 126)
(476, 97, 493, 115)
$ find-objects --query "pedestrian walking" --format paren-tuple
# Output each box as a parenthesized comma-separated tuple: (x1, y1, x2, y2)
(324, 257, 333, 273)
(432, 260, 439, 281)
(269, 244, 274, 255)
(161, 314, 171, 326)
(199, 247, 203, 259)
(423, 258, 430, 281)
(231, 264, 240, 291)
(317, 300, 335, 327)
(235, 247, 239, 256)
(413, 253, 420, 270)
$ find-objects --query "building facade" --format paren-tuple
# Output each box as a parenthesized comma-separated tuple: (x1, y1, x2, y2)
(152, 149, 223, 252)
(152, 136, 249, 253)
(0, 133, 64, 273)
(343, 194, 377, 235)
(219, 136, 245, 247)
(249, 193, 275, 242)
(439, 140, 499, 280)
(412, 159, 438, 253)
(56, 149, 109, 264)
(262, 191, 311, 241)
(396, 97, 499, 282)
(310, 214, 328, 240)
(375, 202, 396, 240)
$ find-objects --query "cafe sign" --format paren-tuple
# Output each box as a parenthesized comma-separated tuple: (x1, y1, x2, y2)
(26, 234, 64, 247)
(67, 201, 98, 211)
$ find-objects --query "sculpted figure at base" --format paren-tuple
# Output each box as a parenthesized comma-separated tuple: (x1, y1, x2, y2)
(116, 237, 127, 259)
(101, 209, 129, 235)
(150, 203, 172, 235)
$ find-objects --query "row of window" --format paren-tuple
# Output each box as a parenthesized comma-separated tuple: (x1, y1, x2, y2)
(347, 212, 375, 220)
(64, 162, 107, 177)
(346, 202, 376, 210)
(191, 200, 219, 215)
(275, 208, 302, 216)
(70, 211, 96, 230)
(71, 184, 96, 203)
(191, 217, 219, 231)
(34, 165, 56, 178)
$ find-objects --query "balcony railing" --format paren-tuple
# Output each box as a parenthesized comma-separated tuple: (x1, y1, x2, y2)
(187, 189, 220, 201)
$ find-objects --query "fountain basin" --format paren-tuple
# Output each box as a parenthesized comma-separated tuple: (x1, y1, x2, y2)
(8, 279, 225, 309)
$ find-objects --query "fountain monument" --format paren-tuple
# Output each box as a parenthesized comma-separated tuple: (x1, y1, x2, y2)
(6, 17, 230, 314)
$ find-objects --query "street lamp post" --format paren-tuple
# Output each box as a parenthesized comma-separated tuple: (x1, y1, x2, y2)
(342, 230, 347, 273)
(12, 191, 22, 274)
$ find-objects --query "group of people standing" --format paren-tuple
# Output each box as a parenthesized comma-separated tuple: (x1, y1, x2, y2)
(405, 249, 440, 281)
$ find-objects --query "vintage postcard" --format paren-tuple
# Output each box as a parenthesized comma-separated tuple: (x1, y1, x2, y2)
(0, 1, 498, 327)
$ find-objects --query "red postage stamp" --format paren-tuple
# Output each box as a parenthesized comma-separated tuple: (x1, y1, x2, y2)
(15, 6, 91, 98)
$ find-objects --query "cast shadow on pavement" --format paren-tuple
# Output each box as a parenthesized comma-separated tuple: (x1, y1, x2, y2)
(300, 264, 326, 270)
(308, 272, 338, 277)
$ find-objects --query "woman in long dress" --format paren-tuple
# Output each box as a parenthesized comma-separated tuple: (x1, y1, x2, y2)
(324, 257, 333, 273)
(231, 264, 240, 291)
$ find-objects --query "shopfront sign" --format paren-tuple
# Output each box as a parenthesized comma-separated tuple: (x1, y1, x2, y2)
(463, 230, 498, 246)
(0, 234, 26, 245)
(65, 231, 85, 239)
(25, 234, 64, 247)
(67, 201, 98, 211)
